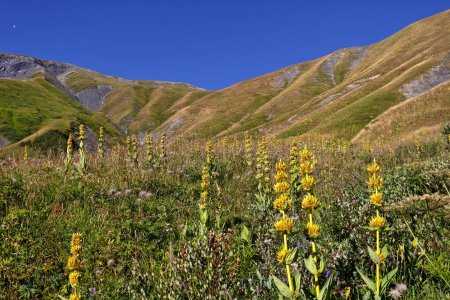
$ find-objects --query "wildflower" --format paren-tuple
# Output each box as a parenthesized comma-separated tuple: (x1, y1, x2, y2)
(273, 194, 292, 211)
(78, 124, 85, 141)
(70, 233, 82, 255)
(412, 238, 418, 248)
(300, 146, 313, 162)
(274, 182, 289, 194)
(370, 192, 383, 206)
(301, 193, 320, 210)
(368, 174, 383, 191)
(274, 217, 294, 233)
(69, 294, 80, 300)
(305, 222, 320, 239)
(274, 170, 288, 182)
(369, 215, 386, 229)
(301, 175, 315, 191)
(277, 248, 289, 263)
(367, 159, 381, 175)
(69, 271, 80, 287)
(67, 256, 77, 270)
(300, 160, 315, 175)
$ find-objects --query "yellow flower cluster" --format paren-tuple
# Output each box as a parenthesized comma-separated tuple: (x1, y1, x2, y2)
(199, 166, 210, 209)
(78, 124, 85, 141)
(67, 133, 73, 160)
(206, 140, 213, 165)
(146, 134, 154, 163)
(244, 132, 253, 167)
(67, 233, 82, 299)
(97, 127, 104, 158)
(369, 215, 386, 229)
(277, 247, 289, 263)
(301, 193, 320, 210)
(289, 141, 299, 174)
(256, 137, 270, 191)
(132, 134, 138, 162)
(305, 222, 321, 239)
(159, 133, 166, 158)
(274, 194, 292, 211)
(275, 217, 294, 233)
(367, 159, 383, 205)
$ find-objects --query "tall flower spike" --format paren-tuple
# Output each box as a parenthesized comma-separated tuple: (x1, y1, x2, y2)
(272, 159, 295, 294)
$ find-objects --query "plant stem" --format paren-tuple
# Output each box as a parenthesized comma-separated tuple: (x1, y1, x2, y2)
(309, 212, 320, 298)
(376, 210, 380, 296)
(283, 234, 294, 293)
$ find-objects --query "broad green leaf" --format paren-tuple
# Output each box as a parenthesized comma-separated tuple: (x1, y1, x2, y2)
(285, 248, 298, 265)
(356, 267, 376, 292)
(362, 290, 372, 300)
(272, 275, 293, 299)
(293, 271, 301, 292)
(381, 245, 388, 260)
(304, 255, 318, 275)
(240, 225, 252, 244)
(381, 267, 398, 294)
(318, 256, 324, 273)
(317, 272, 333, 300)
(368, 246, 380, 264)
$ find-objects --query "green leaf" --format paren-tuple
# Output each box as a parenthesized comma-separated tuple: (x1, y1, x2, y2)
(318, 256, 325, 273)
(317, 273, 333, 300)
(362, 290, 372, 300)
(304, 255, 318, 275)
(362, 226, 377, 231)
(381, 267, 398, 294)
(272, 275, 293, 299)
(381, 245, 388, 260)
(368, 246, 380, 264)
(356, 267, 376, 292)
(285, 248, 298, 265)
(200, 209, 208, 225)
(240, 225, 252, 244)
(293, 270, 301, 292)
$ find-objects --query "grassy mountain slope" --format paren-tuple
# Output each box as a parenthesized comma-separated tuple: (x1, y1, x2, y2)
(0, 10, 448, 151)
(0, 73, 121, 150)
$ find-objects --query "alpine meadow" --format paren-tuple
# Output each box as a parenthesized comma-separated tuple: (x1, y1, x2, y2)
(0, 6, 449, 300)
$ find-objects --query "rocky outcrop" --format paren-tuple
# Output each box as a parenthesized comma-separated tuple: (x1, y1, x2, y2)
(0, 135, 9, 148)
(321, 47, 367, 85)
(400, 64, 450, 99)
(75, 85, 113, 111)
(0, 53, 73, 79)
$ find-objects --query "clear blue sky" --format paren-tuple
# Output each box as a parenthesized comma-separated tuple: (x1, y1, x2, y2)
(1, 1, 448, 89)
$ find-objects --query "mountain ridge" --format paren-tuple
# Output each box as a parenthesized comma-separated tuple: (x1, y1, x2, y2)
(1, 9, 449, 151)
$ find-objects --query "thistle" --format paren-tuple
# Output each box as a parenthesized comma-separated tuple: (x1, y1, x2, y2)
(97, 127, 104, 158)
(67, 233, 82, 300)
(271, 160, 301, 299)
(357, 159, 397, 299)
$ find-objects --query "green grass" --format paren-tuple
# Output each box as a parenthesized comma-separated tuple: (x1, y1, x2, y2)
(0, 77, 121, 149)
(0, 136, 448, 299)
